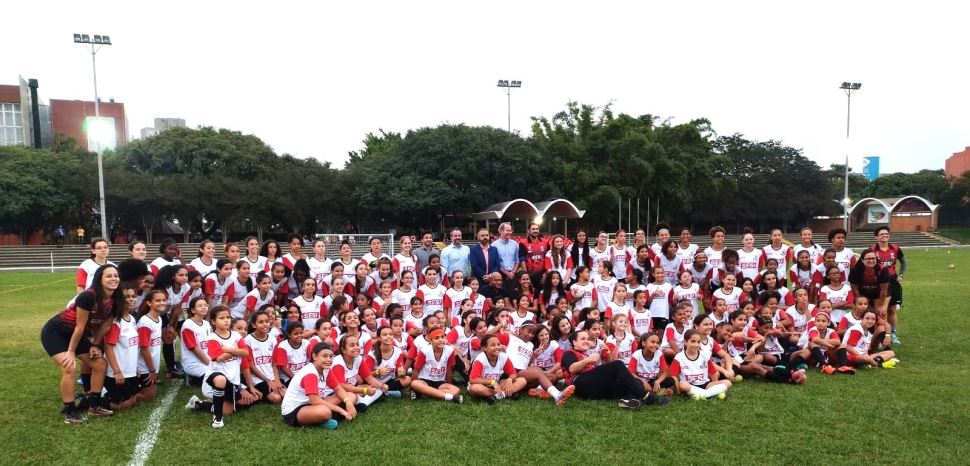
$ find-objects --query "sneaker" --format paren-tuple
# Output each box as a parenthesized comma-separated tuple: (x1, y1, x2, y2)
(618, 398, 641, 410)
(185, 395, 201, 411)
(642, 391, 670, 407)
(321, 419, 338, 430)
(837, 366, 856, 375)
(794, 363, 808, 371)
(891, 335, 901, 346)
(555, 385, 576, 407)
(716, 392, 727, 400)
(385, 390, 402, 399)
(891, 358, 900, 364)
(409, 390, 419, 401)
(484, 395, 497, 405)
(881, 359, 897, 369)
(820, 365, 836, 375)
(63, 408, 85, 425)
(211, 416, 224, 428)
(451, 395, 463, 404)
(494, 391, 505, 401)
(88, 405, 114, 417)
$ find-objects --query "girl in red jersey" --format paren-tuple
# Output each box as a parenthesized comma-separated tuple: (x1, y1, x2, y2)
(670, 330, 732, 400)
(410, 329, 463, 403)
(135, 289, 166, 402)
(273, 322, 308, 385)
(628, 332, 674, 396)
(77, 238, 114, 294)
(42, 264, 125, 423)
(467, 334, 527, 404)
(244, 310, 285, 404)
(279, 342, 350, 429)
(329, 335, 383, 416)
(362, 326, 410, 398)
(834, 310, 898, 374)
(561, 330, 668, 409)
(189, 240, 217, 277)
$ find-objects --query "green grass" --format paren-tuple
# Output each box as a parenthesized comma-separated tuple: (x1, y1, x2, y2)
(2, 250, 969, 465)
(936, 227, 970, 244)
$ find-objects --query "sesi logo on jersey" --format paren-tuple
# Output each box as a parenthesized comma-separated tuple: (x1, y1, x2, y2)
(255, 354, 272, 365)
(429, 366, 446, 378)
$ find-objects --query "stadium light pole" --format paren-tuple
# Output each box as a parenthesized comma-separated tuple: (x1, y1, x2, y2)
(496, 80, 522, 132)
(840, 82, 861, 231)
(74, 33, 112, 240)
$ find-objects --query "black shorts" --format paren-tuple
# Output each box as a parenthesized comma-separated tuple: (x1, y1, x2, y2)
(203, 373, 242, 407)
(186, 374, 204, 387)
(418, 379, 445, 390)
(282, 404, 309, 427)
(40, 317, 92, 357)
(137, 373, 157, 390)
(252, 381, 271, 399)
(889, 279, 903, 307)
(104, 376, 140, 404)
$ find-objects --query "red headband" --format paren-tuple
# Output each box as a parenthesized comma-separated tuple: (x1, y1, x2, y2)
(428, 328, 445, 339)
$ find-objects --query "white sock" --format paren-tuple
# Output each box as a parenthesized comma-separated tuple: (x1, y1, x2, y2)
(706, 384, 728, 398)
(444, 393, 454, 401)
(688, 386, 711, 398)
(547, 387, 561, 399)
(359, 390, 382, 406)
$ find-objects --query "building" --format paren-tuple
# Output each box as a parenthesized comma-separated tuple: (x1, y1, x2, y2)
(811, 195, 939, 233)
(50, 98, 128, 151)
(0, 77, 52, 149)
(140, 117, 185, 138)
(945, 146, 970, 179)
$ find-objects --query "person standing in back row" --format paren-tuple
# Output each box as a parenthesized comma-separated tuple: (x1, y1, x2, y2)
(440, 228, 470, 276)
(521, 223, 548, 291)
(493, 222, 524, 293)
(470, 228, 501, 283)
(415, 232, 440, 272)
(869, 226, 905, 345)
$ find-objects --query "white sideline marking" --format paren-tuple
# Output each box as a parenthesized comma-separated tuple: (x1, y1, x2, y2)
(128, 381, 182, 466)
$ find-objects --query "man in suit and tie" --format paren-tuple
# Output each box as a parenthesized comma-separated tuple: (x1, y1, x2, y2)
(469, 228, 501, 283)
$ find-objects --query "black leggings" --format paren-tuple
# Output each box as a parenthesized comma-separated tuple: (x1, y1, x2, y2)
(573, 361, 646, 400)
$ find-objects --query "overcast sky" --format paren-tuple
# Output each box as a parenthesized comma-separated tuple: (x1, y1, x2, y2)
(5, 1, 967, 174)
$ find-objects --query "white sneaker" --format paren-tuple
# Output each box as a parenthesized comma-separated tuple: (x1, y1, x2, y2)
(211, 415, 224, 428)
(184, 395, 201, 411)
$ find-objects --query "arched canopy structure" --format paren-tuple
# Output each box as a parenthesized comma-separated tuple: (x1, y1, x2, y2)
(849, 195, 938, 216)
(470, 199, 540, 221)
(535, 199, 585, 219)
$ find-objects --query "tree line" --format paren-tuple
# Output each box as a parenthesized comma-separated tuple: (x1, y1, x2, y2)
(0, 102, 965, 243)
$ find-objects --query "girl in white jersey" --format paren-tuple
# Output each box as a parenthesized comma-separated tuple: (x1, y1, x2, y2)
(245, 310, 285, 404)
(703, 226, 727, 271)
(672, 270, 703, 319)
(306, 239, 333, 295)
(392, 236, 418, 276)
(328, 335, 383, 417)
(279, 341, 351, 429)
(228, 261, 254, 319)
(589, 231, 611, 276)
(684, 251, 713, 293)
(591, 261, 618, 316)
(467, 333, 526, 404)
(736, 230, 764, 281)
(762, 229, 793, 277)
(628, 332, 674, 396)
(834, 309, 897, 374)
(149, 239, 181, 276)
(676, 227, 698, 268)
(189, 240, 218, 277)
(204, 259, 235, 308)
(646, 266, 674, 331)
(77, 238, 114, 294)
(180, 297, 212, 385)
(628, 289, 653, 338)
(568, 266, 598, 320)
(260, 239, 283, 269)
(654, 240, 681, 286)
(362, 326, 410, 398)
(135, 289, 166, 402)
(103, 293, 141, 412)
(410, 328, 463, 404)
(669, 330, 732, 400)
(793, 227, 824, 264)
(184, 305, 252, 428)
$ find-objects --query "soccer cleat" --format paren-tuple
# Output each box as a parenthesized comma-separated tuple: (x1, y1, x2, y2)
(452, 395, 463, 404)
(88, 405, 114, 417)
(184, 395, 201, 411)
(716, 392, 727, 400)
(733, 375, 744, 383)
(62, 408, 85, 425)
(211, 416, 224, 428)
(837, 366, 856, 375)
(385, 390, 402, 399)
(643, 391, 670, 407)
(820, 365, 836, 375)
(880, 359, 897, 369)
(618, 398, 641, 410)
(891, 358, 900, 364)
(321, 419, 338, 430)
(556, 385, 576, 407)
(409, 390, 419, 401)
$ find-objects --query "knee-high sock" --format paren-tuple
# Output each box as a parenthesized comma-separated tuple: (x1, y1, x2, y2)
(810, 348, 826, 366)
(162, 343, 176, 371)
(211, 389, 225, 420)
(836, 348, 849, 366)
(687, 385, 711, 398)
(706, 384, 728, 398)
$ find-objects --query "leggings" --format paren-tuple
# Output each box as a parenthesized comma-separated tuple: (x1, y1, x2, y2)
(573, 361, 646, 400)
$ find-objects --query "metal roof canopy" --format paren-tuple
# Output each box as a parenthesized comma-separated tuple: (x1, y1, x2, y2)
(470, 198, 584, 221)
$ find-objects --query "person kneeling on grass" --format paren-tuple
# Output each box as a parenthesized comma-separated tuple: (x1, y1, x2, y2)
(670, 329, 732, 400)
(467, 334, 526, 404)
(184, 305, 253, 428)
(280, 342, 354, 429)
(834, 310, 898, 375)
(410, 328, 463, 404)
(562, 330, 669, 410)
(497, 323, 576, 406)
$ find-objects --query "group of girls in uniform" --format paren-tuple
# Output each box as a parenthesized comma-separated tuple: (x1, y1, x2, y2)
(43, 226, 903, 427)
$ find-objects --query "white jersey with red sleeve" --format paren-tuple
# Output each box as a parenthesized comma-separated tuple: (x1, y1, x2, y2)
(793, 243, 824, 265)
(149, 257, 181, 276)
(628, 308, 653, 335)
(606, 332, 636, 364)
(416, 284, 446, 316)
(660, 323, 687, 352)
(646, 282, 673, 318)
(533, 340, 562, 370)
(413, 345, 455, 382)
(281, 253, 301, 271)
(703, 246, 725, 270)
(204, 330, 249, 386)
(497, 333, 535, 371)
(334, 259, 359, 285)
(360, 347, 405, 383)
(469, 351, 516, 384)
(105, 316, 139, 378)
(588, 247, 611, 275)
(698, 336, 724, 363)
(817, 248, 857, 278)
(180, 318, 211, 377)
(391, 288, 418, 315)
(327, 355, 363, 389)
(243, 289, 275, 316)
(228, 280, 252, 318)
(202, 276, 234, 306)
(669, 351, 716, 386)
(281, 364, 332, 416)
(591, 276, 618, 313)
(736, 248, 764, 280)
(672, 283, 702, 319)
(403, 312, 424, 334)
(802, 326, 838, 350)
(392, 253, 418, 275)
(273, 339, 309, 382)
(443, 287, 472, 320)
(306, 256, 333, 296)
(77, 259, 116, 290)
(758, 333, 785, 356)
(568, 282, 597, 311)
(244, 333, 278, 384)
(712, 287, 743, 314)
(726, 333, 750, 363)
(446, 327, 475, 358)
(293, 294, 327, 330)
(469, 293, 490, 318)
(841, 324, 872, 354)
(628, 349, 666, 381)
(165, 284, 192, 318)
(509, 311, 536, 333)
(136, 314, 163, 375)
(762, 244, 793, 277)
(676, 244, 698, 268)
(543, 251, 574, 280)
(684, 263, 713, 291)
(818, 285, 854, 324)
(653, 254, 681, 285)
(608, 246, 632, 279)
(604, 303, 631, 320)
(789, 264, 816, 291)
(188, 258, 217, 277)
(243, 255, 268, 274)
(785, 305, 815, 333)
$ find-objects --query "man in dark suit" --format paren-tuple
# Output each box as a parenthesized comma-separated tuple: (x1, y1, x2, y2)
(469, 227, 501, 283)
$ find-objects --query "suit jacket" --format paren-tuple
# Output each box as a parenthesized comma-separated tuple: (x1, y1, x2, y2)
(469, 243, 501, 280)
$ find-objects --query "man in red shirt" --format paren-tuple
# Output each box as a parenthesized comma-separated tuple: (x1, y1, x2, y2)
(520, 223, 549, 291)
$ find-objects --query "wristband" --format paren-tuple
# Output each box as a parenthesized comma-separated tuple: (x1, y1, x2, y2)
(343, 397, 351, 404)
(490, 380, 497, 387)
(363, 387, 370, 396)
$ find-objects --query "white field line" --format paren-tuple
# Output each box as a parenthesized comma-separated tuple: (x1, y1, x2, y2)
(128, 381, 182, 466)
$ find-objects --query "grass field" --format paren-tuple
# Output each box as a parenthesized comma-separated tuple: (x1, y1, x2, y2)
(937, 227, 970, 244)
(2, 249, 969, 465)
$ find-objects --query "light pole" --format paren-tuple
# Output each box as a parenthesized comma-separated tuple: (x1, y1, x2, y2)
(496, 80, 521, 132)
(839, 81, 861, 231)
(74, 33, 112, 240)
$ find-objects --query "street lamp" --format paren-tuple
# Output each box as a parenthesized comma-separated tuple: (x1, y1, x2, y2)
(496, 79, 522, 132)
(74, 33, 112, 240)
(839, 82, 861, 231)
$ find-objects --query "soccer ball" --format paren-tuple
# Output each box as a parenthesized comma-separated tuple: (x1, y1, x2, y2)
(949, 264, 955, 269)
